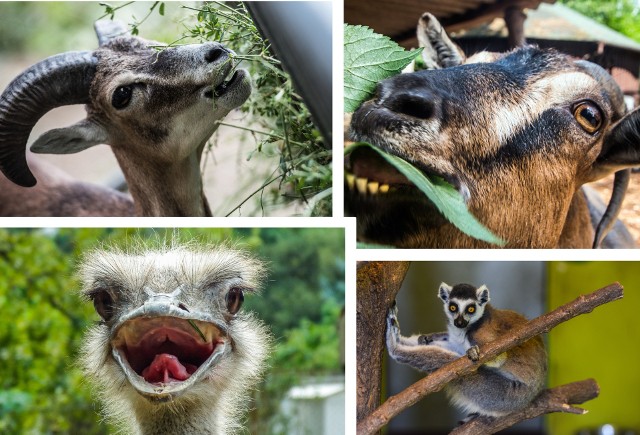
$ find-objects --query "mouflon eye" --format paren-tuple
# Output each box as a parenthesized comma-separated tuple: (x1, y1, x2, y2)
(91, 289, 116, 321)
(467, 306, 476, 314)
(573, 101, 603, 134)
(112, 85, 133, 109)
(226, 287, 244, 315)
(449, 304, 457, 312)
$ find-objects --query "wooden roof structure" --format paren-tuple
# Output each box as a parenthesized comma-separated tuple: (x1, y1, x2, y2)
(345, 0, 555, 45)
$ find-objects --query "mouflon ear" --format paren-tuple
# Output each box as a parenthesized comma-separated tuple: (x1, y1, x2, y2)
(417, 13, 466, 69)
(438, 282, 452, 302)
(476, 285, 490, 306)
(30, 119, 107, 154)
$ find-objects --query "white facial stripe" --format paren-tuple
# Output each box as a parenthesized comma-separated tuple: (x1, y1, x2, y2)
(491, 71, 601, 146)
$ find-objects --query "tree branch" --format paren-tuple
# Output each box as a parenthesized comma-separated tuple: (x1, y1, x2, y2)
(450, 379, 600, 435)
(357, 282, 623, 435)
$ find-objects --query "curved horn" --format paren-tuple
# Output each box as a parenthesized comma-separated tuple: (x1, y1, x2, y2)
(575, 60, 626, 120)
(0, 51, 97, 187)
(94, 20, 131, 46)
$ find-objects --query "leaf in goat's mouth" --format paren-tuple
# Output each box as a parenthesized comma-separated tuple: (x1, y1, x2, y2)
(345, 142, 506, 247)
(188, 319, 207, 342)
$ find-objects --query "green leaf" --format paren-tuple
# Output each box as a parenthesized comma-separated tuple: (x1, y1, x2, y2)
(345, 142, 506, 246)
(159, 2, 165, 16)
(344, 24, 422, 112)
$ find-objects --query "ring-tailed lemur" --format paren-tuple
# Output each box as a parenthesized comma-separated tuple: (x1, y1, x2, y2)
(386, 282, 547, 418)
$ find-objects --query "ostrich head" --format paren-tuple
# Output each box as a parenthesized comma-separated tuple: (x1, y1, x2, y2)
(78, 244, 272, 434)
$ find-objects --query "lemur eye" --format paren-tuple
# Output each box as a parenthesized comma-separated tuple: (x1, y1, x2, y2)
(112, 85, 133, 109)
(226, 287, 244, 315)
(573, 101, 602, 133)
(90, 290, 116, 321)
(467, 306, 476, 314)
(449, 304, 457, 312)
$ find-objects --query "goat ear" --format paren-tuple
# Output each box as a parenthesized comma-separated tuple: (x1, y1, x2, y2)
(417, 13, 465, 69)
(30, 119, 108, 154)
(590, 106, 640, 177)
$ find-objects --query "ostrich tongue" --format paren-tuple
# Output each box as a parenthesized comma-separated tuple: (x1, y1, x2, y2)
(142, 354, 198, 383)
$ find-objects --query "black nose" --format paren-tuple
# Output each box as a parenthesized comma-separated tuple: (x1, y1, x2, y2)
(205, 45, 229, 63)
(378, 81, 438, 119)
(454, 317, 468, 328)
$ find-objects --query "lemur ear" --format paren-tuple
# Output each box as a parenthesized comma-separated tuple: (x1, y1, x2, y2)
(476, 285, 490, 305)
(438, 282, 452, 302)
(417, 13, 466, 69)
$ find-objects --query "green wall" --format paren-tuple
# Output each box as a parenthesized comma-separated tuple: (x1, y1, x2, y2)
(547, 262, 640, 434)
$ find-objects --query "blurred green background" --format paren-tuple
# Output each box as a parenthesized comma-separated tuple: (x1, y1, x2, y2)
(0, 227, 345, 434)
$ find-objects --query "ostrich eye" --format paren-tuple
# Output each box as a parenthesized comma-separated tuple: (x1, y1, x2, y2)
(112, 85, 133, 109)
(573, 101, 603, 134)
(226, 287, 244, 315)
(91, 290, 115, 321)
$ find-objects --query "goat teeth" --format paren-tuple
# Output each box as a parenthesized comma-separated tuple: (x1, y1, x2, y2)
(367, 181, 379, 194)
(379, 184, 390, 193)
(356, 177, 368, 194)
(346, 173, 355, 190)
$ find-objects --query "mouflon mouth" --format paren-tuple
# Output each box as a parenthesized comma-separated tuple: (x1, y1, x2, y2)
(111, 316, 227, 401)
(203, 69, 247, 99)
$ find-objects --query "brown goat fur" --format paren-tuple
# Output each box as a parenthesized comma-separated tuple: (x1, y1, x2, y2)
(346, 13, 639, 248)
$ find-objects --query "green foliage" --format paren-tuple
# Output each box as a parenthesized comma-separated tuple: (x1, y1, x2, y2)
(558, 0, 640, 42)
(0, 228, 344, 433)
(184, 2, 332, 216)
(344, 24, 422, 112)
(345, 142, 505, 246)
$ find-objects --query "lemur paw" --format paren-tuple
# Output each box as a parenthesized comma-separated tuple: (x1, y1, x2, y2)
(458, 413, 480, 425)
(418, 334, 433, 345)
(466, 345, 480, 361)
(386, 303, 400, 340)
(387, 302, 399, 325)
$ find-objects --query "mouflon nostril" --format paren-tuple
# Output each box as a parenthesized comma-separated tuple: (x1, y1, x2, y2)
(384, 89, 437, 119)
(205, 46, 228, 63)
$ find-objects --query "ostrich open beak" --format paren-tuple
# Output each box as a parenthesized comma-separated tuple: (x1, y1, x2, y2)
(109, 287, 230, 402)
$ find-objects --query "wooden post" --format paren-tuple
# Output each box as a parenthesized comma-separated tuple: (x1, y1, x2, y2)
(356, 261, 410, 423)
(505, 5, 527, 48)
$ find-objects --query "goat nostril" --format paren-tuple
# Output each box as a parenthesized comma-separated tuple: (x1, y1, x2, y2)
(205, 46, 227, 63)
(390, 93, 436, 119)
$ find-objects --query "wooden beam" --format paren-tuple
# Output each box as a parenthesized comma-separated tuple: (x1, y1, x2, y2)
(505, 4, 527, 47)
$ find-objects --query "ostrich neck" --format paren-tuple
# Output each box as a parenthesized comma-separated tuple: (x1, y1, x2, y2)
(132, 397, 224, 435)
(112, 148, 211, 217)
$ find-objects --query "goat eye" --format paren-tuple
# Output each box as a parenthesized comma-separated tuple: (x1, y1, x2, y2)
(226, 287, 244, 315)
(112, 85, 132, 109)
(91, 290, 115, 321)
(573, 102, 602, 133)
